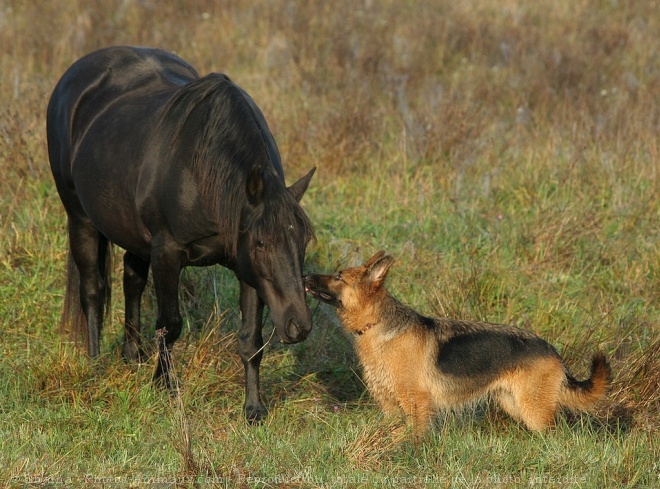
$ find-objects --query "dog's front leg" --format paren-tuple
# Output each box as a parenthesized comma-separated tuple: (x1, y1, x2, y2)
(400, 391, 433, 441)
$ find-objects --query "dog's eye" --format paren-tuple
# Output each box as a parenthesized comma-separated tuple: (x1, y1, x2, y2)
(255, 240, 265, 250)
(334, 274, 342, 282)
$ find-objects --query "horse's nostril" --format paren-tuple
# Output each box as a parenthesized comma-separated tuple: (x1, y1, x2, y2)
(286, 318, 311, 342)
(286, 319, 300, 339)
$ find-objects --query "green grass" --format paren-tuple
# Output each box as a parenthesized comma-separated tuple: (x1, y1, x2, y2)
(1, 0, 658, 487)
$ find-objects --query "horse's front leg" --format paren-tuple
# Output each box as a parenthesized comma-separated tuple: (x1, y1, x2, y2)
(238, 281, 266, 422)
(150, 245, 184, 390)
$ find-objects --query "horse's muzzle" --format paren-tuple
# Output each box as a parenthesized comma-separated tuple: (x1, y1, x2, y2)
(279, 313, 311, 344)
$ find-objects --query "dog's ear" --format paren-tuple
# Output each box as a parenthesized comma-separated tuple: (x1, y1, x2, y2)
(368, 253, 395, 287)
(365, 250, 387, 268)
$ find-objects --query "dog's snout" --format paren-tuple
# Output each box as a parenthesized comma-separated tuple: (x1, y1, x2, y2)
(303, 274, 315, 291)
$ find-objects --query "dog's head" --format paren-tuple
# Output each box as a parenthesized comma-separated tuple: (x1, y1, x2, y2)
(303, 251, 395, 311)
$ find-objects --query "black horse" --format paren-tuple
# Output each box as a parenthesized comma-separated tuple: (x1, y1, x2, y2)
(47, 46, 315, 421)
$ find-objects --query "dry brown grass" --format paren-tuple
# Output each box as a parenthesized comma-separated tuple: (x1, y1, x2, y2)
(4, 0, 655, 177)
(1, 0, 658, 484)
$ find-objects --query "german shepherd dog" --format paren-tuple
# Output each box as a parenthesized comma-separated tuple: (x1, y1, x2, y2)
(303, 251, 611, 436)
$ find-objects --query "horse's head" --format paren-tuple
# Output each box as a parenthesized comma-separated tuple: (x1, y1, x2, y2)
(236, 166, 316, 343)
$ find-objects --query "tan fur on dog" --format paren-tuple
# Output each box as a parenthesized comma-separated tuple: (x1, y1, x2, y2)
(304, 251, 611, 436)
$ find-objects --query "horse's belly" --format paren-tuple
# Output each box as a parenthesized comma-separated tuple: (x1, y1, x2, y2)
(97, 215, 152, 259)
(82, 196, 152, 258)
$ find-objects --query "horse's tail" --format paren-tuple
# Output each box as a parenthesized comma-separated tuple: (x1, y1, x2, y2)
(559, 352, 612, 411)
(60, 241, 113, 352)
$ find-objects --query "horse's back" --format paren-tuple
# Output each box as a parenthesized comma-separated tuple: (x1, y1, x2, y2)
(52, 46, 198, 98)
(48, 46, 198, 149)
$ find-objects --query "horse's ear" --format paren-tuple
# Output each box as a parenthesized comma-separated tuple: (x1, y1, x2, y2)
(247, 164, 264, 205)
(288, 167, 316, 202)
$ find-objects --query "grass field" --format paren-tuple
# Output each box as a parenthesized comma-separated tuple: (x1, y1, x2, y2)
(1, 0, 658, 487)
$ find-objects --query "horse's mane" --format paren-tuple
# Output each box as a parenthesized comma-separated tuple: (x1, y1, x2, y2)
(164, 74, 314, 256)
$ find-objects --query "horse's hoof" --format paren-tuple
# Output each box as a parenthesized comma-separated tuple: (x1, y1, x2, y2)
(245, 404, 267, 424)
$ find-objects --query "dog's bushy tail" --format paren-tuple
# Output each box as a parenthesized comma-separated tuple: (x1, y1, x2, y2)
(559, 352, 612, 411)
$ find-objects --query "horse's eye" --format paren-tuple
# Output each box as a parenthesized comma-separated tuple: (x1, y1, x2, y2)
(255, 240, 265, 250)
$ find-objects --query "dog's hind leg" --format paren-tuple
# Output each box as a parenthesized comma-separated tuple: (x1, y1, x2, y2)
(518, 395, 558, 431)
(496, 388, 556, 430)
(505, 359, 564, 431)
(506, 392, 557, 431)
(491, 358, 564, 430)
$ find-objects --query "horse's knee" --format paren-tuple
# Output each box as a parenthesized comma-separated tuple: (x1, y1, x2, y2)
(237, 335, 263, 366)
(237, 334, 259, 354)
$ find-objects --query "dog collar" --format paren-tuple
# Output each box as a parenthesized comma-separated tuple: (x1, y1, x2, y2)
(355, 323, 376, 336)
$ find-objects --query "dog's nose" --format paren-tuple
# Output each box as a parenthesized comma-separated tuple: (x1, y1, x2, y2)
(303, 274, 315, 291)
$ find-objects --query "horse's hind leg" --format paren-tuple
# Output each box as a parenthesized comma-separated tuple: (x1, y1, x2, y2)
(122, 252, 150, 362)
(238, 281, 266, 422)
(67, 217, 111, 358)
